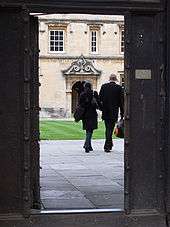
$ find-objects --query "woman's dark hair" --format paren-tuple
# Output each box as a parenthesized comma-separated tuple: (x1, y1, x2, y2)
(83, 81, 92, 90)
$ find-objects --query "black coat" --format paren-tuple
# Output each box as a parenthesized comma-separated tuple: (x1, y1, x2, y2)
(79, 90, 99, 131)
(99, 82, 124, 121)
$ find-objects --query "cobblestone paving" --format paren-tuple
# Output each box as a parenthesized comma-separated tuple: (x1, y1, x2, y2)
(40, 139, 124, 210)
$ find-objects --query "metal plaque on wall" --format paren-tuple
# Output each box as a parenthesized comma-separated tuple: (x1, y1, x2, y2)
(135, 69, 152, 80)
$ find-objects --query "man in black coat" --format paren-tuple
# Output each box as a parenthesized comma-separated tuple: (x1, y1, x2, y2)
(99, 74, 124, 152)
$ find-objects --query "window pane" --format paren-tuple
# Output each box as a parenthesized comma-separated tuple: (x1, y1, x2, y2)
(59, 47, 63, 51)
(49, 29, 64, 52)
(91, 30, 97, 53)
(121, 30, 124, 53)
(55, 35, 59, 40)
(59, 31, 63, 36)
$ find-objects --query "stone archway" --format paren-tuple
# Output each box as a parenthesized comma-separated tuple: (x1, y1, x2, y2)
(71, 81, 84, 113)
(63, 55, 101, 117)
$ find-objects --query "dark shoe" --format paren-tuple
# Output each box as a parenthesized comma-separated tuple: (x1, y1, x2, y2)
(109, 146, 113, 151)
(85, 148, 90, 153)
(83, 145, 93, 151)
(104, 145, 113, 151)
(104, 141, 113, 151)
(104, 149, 111, 153)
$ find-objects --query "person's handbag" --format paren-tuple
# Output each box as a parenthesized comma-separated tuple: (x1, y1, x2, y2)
(73, 105, 85, 122)
(114, 119, 124, 138)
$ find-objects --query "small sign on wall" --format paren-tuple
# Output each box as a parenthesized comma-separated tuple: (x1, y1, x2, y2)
(135, 69, 152, 80)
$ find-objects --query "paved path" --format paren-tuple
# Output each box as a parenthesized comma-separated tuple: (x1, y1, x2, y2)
(40, 139, 124, 210)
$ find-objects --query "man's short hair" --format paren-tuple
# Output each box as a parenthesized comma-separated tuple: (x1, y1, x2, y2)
(109, 74, 118, 81)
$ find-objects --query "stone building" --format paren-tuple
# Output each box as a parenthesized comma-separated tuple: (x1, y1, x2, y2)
(39, 14, 124, 118)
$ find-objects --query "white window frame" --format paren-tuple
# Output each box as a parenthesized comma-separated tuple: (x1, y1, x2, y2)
(120, 73, 125, 88)
(49, 29, 65, 53)
(90, 30, 98, 54)
(120, 29, 124, 54)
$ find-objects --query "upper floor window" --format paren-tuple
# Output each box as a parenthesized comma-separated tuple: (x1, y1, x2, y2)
(49, 30, 64, 52)
(120, 73, 125, 88)
(120, 29, 124, 54)
(91, 30, 97, 53)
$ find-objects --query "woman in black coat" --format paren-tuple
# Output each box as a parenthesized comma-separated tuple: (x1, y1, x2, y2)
(79, 82, 99, 153)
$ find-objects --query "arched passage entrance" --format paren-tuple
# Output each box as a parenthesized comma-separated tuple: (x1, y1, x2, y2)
(71, 81, 84, 113)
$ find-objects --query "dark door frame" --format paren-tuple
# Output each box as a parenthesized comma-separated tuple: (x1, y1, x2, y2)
(32, 6, 168, 226)
(1, 1, 163, 14)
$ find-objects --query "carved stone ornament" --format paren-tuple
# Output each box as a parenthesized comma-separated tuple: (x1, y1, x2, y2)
(63, 55, 101, 76)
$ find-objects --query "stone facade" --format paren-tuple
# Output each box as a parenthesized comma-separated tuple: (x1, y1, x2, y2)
(38, 14, 124, 118)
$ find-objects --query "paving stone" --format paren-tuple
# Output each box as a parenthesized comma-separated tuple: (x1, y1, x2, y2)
(77, 184, 123, 194)
(58, 170, 100, 178)
(41, 190, 85, 199)
(40, 175, 65, 181)
(85, 193, 124, 206)
(40, 179, 71, 187)
(40, 170, 59, 177)
(117, 179, 124, 187)
(41, 185, 77, 191)
(40, 139, 124, 209)
(68, 176, 116, 187)
(42, 198, 95, 209)
(101, 172, 124, 180)
(98, 204, 124, 209)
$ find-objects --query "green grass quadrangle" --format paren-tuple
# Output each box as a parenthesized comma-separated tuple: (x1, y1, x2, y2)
(40, 120, 117, 140)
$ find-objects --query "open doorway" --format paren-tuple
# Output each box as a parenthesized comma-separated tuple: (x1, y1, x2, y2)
(72, 82, 81, 113)
(38, 13, 125, 210)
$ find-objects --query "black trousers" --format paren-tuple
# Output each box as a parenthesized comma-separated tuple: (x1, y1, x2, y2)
(84, 130, 93, 149)
(104, 119, 116, 150)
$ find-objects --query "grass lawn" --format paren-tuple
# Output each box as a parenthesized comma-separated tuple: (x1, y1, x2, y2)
(40, 120, 117, 140)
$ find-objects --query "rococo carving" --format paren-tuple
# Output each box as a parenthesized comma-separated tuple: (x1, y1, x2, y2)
(62, 55, 101, 76)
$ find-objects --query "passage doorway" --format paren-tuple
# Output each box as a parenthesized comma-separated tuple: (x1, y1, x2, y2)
(28, 6, 164, 218)
(72, 81, 82, 114)
(38, 13, 125, 210)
